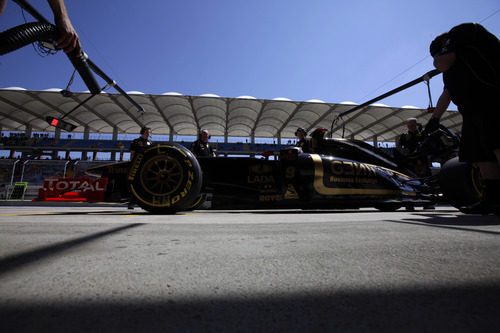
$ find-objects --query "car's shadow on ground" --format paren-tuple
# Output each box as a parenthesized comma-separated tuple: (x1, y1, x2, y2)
(214, 208, 499, 220)
(391, 213, 500, 230)
(409, 212, 500, 226)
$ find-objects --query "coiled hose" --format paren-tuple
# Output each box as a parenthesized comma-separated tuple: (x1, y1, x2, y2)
(0, 22, 101, 94)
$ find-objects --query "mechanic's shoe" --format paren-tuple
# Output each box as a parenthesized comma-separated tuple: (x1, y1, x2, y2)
(127, 202, 134, 210)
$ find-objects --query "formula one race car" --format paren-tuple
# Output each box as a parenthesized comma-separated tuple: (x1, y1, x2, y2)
(86, 127, 481, 214)
(2, 1, 484, 214)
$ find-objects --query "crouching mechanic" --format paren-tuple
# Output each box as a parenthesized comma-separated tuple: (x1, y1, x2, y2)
(426, 22, 500, 213)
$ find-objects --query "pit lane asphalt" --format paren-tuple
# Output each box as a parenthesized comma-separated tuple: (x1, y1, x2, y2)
(0, 204, 499, 332)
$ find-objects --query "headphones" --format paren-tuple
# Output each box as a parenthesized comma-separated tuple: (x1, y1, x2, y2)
(431, 23, 482, 58)
(430, 33, 453, 57)
(140, 126, 151, 135)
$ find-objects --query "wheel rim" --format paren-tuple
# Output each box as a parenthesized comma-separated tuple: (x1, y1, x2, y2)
(139, 155, 184, 196)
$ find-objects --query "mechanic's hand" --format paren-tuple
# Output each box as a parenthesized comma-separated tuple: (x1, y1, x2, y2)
(424, 117, 440, 134)
(54, 16, 82, 55)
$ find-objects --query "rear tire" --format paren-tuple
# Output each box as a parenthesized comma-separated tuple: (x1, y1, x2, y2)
(439, 157, 482, 209)
(128, 144, 202, 213)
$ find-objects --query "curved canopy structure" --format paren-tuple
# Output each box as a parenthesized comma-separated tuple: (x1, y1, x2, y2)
(0, 88, 462, 143)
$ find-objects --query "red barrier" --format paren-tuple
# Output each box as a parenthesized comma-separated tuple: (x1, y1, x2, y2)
(35, 177, 108, 202)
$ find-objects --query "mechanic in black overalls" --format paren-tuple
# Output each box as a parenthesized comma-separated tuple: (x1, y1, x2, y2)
(295, 127, 311, 153)
(129, 126, 152, 160)
(397, 118, 423, 154)
(191, 129, 215, 157)
(426, 23, 500, 213)
(127, 126, 153, 209)
(397, 118, 430, 176)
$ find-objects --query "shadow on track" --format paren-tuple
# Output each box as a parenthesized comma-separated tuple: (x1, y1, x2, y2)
(384, 212, 500, 236)
(0, 223, 144, 277)
(8, 210, 146, 216)
(1, 284, 499, 332)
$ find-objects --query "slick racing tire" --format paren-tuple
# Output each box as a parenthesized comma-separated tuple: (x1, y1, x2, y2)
(439, 157, 482, 209)
(184, 194, 207, 211)
(128, 144, 202, 213)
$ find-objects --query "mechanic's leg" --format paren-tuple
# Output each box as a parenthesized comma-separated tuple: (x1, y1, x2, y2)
(477, 153, 500, 207)
(478, 161, 500, 179)
(478, 149, 500, 179)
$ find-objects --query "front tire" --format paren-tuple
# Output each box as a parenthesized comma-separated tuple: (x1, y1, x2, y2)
(128, 144, 202, 213)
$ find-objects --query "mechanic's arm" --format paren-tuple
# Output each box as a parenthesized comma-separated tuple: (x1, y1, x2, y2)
(432, 88, 451, 120)
(425, 88, 451, 132)
(47, 0, 81, 54)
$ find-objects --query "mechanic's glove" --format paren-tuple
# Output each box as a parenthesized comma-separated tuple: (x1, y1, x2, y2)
(424, 117, 440, 134)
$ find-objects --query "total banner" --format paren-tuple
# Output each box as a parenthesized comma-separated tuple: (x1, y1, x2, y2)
(36, 177, 108, 202)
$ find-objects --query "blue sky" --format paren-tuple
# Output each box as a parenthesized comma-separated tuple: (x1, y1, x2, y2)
(1, 0, 499, 111)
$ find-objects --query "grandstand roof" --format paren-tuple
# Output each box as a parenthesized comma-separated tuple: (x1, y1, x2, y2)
(0, 88, 462, 142)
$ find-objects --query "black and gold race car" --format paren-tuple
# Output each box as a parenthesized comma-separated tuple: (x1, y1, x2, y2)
(2, 3, 483, 214)
(86, 127, 480, 214)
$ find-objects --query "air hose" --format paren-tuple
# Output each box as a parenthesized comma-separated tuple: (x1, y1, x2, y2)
(0, 22, 101, 95)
